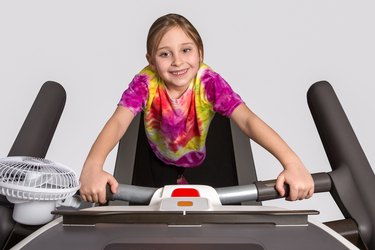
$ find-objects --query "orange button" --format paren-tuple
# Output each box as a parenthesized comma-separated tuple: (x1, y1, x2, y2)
(177, 201, 193, 207)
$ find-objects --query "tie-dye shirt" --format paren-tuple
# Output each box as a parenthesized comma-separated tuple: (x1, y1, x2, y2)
(119, 63, 243, 167)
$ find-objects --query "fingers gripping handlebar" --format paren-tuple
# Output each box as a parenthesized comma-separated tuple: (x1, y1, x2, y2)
(253, 172, 331, 202)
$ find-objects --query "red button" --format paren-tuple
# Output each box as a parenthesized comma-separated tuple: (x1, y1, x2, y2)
(171, 188, 200, 197)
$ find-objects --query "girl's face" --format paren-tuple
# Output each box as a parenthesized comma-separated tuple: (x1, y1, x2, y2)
(147, 27, 201, 96)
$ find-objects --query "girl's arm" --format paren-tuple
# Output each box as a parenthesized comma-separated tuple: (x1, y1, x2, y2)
(79, 106, 135, 204)
(230, 103, 314, 201)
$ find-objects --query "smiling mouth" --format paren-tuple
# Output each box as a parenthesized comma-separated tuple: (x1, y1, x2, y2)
(170, 68, 188, 76)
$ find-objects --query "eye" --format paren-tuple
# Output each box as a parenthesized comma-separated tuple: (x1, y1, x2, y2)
(183, 48, 192, 53)
(159, 51, 170, 58)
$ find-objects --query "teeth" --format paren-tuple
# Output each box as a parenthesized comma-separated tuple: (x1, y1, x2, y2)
(171, 69, 188, 75)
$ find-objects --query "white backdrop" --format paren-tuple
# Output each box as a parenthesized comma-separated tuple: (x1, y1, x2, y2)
(1, 0, 374, 222)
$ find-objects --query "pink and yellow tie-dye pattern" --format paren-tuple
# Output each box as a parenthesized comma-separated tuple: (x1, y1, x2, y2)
(119, 63, 243, 167)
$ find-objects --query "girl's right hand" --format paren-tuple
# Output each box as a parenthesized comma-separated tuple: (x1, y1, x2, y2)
(79, 168, 119, 204)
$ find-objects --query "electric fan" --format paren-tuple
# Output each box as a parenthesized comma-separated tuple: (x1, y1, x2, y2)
(0, 156, 80, 225)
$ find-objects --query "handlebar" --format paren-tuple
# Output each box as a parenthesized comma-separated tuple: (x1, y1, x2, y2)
(106, 184, 157, 204)
(106, 172, 332, 205)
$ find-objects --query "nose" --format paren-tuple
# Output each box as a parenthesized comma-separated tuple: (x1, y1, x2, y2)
(172, 54, 183, 67)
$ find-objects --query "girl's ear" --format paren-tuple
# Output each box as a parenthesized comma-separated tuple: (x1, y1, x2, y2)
(146, 53, 156, 70)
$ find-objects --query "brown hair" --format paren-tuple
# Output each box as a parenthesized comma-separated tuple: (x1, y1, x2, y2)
(146, 13, 204, 60)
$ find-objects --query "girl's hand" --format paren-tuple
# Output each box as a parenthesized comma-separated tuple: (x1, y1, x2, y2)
(275, 161, 314, 201)
(79, 168, 118, 204)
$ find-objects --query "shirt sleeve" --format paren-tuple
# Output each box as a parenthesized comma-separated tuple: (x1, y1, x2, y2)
(118, 73, 149, 115)
(201, 69, 244, 117)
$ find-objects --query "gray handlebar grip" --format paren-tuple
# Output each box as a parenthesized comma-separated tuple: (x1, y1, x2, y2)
(106, 184, 157, 204)
(255, 172, 332, 201)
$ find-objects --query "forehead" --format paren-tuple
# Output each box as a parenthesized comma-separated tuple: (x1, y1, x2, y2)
(157, 27, 195, 49)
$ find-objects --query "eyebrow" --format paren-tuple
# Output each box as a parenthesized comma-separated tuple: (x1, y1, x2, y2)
(157, 42, 195, 51)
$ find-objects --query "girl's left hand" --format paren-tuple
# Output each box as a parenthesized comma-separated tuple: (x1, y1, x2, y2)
(275, 162, 314, 201)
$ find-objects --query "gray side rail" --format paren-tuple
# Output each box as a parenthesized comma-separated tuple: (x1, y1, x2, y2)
(307, 81, 375, 250)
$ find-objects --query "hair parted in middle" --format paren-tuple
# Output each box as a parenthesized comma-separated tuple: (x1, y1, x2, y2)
(146, 13, 204, 61)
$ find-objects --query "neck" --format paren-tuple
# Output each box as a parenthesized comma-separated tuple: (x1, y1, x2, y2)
(164, 84, 190, 99)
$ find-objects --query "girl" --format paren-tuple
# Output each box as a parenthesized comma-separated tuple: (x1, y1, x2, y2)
(79, 13, 314, 204)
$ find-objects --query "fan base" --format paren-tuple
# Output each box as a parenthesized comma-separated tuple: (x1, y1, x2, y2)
(12, 200, 57, 225)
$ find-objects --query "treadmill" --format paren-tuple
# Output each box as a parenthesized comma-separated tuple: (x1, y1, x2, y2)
(6, 81, 375, 250)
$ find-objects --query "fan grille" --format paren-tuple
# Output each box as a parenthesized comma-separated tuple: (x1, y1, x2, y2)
(0, 156, 80, 201)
